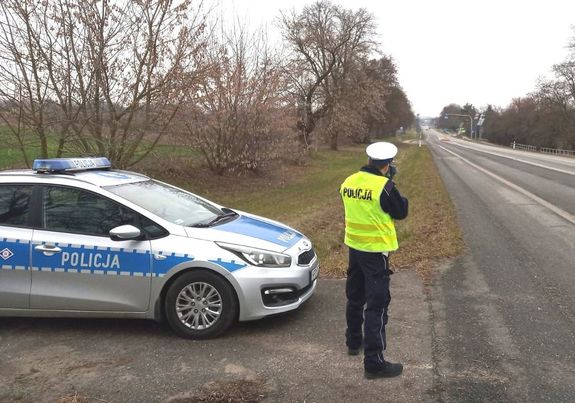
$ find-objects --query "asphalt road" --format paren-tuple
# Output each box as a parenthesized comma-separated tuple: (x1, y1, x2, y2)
(426, 130, 575, 402)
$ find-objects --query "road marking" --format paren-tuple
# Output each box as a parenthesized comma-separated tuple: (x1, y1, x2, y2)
(438, 145, 575, 226)
(450, 141, 575, 176)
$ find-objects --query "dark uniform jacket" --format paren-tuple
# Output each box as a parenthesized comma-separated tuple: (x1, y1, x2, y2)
(359, 165, 409, 220)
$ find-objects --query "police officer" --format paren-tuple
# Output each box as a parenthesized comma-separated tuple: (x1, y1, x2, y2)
(339, 142, 408, 379)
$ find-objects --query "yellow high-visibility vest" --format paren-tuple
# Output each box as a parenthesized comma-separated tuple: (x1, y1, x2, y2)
(340, 171, 398, 252)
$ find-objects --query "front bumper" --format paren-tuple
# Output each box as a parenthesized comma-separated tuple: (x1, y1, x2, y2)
(233, 257, 319, 321)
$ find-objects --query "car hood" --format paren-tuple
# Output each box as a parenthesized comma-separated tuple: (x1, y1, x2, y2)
(183, 212, 304, 253)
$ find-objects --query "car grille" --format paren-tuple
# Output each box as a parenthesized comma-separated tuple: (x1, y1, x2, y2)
(297, 248, 316, 266)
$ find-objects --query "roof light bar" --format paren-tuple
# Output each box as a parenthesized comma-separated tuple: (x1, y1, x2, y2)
(33, 157, 112, 173)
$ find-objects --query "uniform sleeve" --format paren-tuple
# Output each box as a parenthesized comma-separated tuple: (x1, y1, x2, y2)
(380, 181, 409, 220)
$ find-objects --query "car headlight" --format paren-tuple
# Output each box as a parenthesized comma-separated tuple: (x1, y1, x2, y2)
(216, 242, 292, 268)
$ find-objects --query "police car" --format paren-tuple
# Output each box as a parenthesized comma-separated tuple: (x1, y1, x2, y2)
(0, 158, 318, 338)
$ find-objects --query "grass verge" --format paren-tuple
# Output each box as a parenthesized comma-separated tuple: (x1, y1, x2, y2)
(163, 141, 463, 280)
(391, 142, 464, 281)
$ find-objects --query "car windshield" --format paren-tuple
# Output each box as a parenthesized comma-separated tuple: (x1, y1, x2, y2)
(105, 180, 227, 227)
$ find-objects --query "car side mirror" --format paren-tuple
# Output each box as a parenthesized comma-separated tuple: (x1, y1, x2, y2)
(109, 225, 142, 241)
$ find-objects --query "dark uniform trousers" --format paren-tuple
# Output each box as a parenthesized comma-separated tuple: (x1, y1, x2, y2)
(345, 248, 391, 370)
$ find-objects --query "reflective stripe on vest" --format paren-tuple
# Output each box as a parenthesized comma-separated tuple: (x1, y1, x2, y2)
(340, 171, 398, 252)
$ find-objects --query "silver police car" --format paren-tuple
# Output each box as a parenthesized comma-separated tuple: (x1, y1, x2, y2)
(0, 158, 318, 338)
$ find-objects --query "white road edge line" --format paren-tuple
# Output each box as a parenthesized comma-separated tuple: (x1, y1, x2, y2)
(438, 145, 575, 226)
(450, 141, 575, 176)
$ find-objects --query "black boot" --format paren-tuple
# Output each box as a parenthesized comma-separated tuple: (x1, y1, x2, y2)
(364, 361, 403, 379)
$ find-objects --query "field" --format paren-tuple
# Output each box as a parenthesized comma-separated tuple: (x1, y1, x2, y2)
(0, 127, 192, 170)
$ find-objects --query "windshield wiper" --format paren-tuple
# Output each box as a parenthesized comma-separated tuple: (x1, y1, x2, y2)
(207, 210, 237, 226)
(189, 208, 238, 228)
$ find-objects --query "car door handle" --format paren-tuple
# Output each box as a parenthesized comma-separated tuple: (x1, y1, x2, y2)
(34, 244, 62, 255)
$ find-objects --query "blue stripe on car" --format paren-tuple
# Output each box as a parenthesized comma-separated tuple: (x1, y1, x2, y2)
(215, 215, 302, 247)
(0, 238, 29, 269)
(1, 239, 248, 277)
(153, 253, 195, 277)
(208, 258, 246, 272)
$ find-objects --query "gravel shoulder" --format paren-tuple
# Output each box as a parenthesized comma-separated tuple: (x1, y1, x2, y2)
(0, 271, 434, 403)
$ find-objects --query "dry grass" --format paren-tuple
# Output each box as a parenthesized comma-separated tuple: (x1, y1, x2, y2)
(56, 391, 92, 403)
(167, 379, 266, 403)
(153, 141, 464, 281)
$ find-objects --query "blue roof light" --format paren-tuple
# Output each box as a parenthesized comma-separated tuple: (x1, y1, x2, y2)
(33, 157, 112, 172)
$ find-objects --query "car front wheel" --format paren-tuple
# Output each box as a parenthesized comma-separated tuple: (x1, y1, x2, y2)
(165, 270, 237, 339)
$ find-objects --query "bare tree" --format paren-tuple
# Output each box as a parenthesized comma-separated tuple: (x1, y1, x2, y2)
(319, 58, 376, 145)
(0, 0, 59, 166)
(0, 0, 209, 168)
(280, 0, 376, 149)
(463, 29, 575, 151)
(323, 56, 412, 145)
(182, 23, 288, 174)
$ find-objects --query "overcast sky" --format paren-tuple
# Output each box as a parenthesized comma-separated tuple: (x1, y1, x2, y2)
(223, 0, 575, 117)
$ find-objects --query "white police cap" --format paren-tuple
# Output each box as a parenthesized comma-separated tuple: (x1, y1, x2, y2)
(366, 142, 398, 161)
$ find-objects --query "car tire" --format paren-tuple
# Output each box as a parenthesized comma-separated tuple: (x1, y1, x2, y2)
(164, 270, 237, 339)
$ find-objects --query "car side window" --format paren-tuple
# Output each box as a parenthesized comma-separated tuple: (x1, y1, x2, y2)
(0, 185, 33, 227)
(43, 186, 141, 237)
